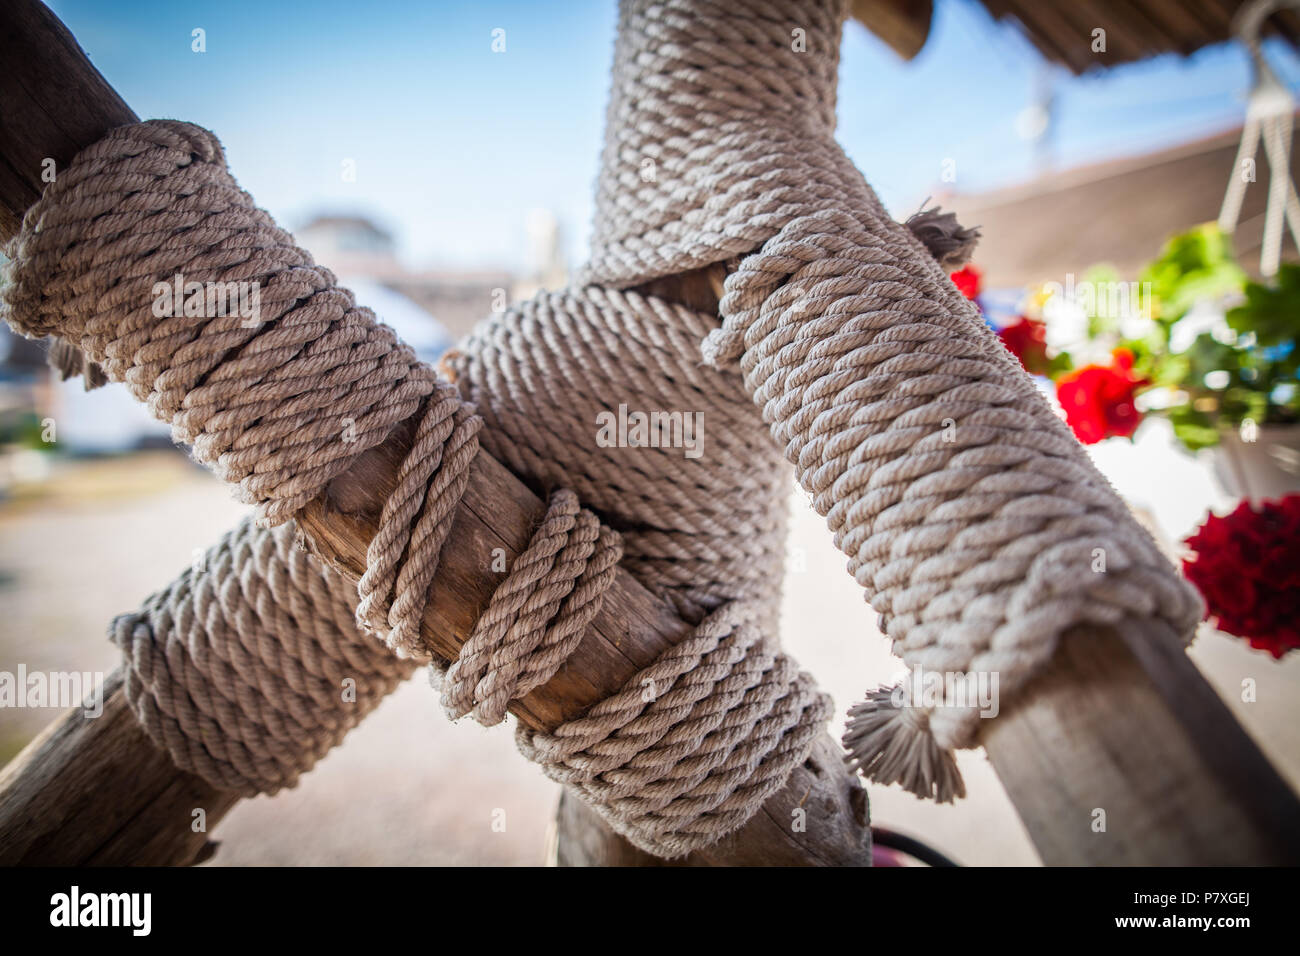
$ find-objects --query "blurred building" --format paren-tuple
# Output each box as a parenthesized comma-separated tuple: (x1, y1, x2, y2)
(939, 119, 1300, 288)
(295, 215, 405, 280)
(296, 212, 527, 341)
(512, 208, 569, 302)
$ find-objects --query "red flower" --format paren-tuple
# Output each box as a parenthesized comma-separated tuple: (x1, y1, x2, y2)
(950, 264, 981, 300)
(998, 316, 1049, 375)
(1055, 348, 1146, 444)
(1183, 496, 1300, 658)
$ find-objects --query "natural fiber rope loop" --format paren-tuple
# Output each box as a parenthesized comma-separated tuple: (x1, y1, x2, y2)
(112, 518, 416, 795)
(3, 118, 833, 856)
(517, 602, 832, 858)
(704, 206, 1205, 799)
(0, 120, 482, 660)
(440, 488, 624, 726)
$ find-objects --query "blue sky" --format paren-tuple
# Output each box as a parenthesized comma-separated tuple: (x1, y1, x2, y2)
(46, 0, 1300, 273)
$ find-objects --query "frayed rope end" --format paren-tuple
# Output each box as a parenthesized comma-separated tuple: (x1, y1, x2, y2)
(843, 685, 966, 803)
(47, 337, 108, 391)
(904, 205, 981, 272)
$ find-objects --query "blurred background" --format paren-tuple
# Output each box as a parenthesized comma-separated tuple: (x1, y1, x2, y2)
(2, 0, 1299, 865)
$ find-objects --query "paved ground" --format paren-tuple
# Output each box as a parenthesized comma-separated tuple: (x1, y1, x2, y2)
(1, 449, 1296, 865)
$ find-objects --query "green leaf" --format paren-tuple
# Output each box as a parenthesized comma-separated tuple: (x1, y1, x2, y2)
(1081, 263, 1123, 334)
(1167, 405, 1221, 451)
(1139, 224, 1247, 324)
(1046, 349, 1075, 379)
(1226, 262, 1300, 347)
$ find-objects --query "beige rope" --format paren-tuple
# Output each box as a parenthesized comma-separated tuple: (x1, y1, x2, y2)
(2, 121, 441, 526)
(579, 0, 1204, 800)
(0, 120, 481, 659)
(439, 488, 623, 726)
(581, 0, 854, 288)
(447, 283, 834, 854)
(113, 517, 416, 795)
(2, 118, 831, 858)
(447, 286, 794, 630)
(518, 602, 831, 858)
(356, 382, 482, 658)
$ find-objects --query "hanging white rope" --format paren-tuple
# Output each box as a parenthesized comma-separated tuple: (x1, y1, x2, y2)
(1219, 0, 1300, 276)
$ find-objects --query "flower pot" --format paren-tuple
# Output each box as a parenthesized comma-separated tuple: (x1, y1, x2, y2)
(1209, 425, 1300, 501)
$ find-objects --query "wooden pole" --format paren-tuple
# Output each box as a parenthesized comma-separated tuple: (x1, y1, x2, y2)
(0, 671, 237, 866)
(2, 0, 1298, 866)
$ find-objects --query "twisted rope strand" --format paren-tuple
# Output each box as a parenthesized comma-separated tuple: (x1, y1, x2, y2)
(3, 117, 833, 856)
(112, 518, 416, 795)
(706, 208, 1203, 799)
(1, 120, 483, 660)
(441, 489, 624, 726)
(517, 604, 832, 857)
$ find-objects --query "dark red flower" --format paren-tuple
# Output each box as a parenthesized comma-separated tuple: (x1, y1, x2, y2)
(1183, 496, 1300, 658)
(950, 264, 981, 300)
(998, 316, 1049, 375)
(1055, 348, 1147, 444)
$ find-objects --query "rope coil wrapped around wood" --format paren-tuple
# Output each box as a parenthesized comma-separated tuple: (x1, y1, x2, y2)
(111, 518, 417, 795)
(0, 0, 1207, 852)
(1, 119, 830, 855)
(579, 0, 1204, 800)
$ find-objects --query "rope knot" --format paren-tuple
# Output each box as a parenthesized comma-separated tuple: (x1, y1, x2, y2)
(438, 489, 624, 725)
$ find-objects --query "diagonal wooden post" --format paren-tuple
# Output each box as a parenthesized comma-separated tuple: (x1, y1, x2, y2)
(1, 0, 1298, 867)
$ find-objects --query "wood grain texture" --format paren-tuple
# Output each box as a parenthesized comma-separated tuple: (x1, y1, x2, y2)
(0, 0, 136, 238)
(298, 434, 697, 733)
(849, 0, 933, 60)
(984, 622, 1300, 865)
(0, 670, 235, 866)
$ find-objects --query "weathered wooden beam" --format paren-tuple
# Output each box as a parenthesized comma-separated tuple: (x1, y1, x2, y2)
(0, 0, 869, 866)
(0, 0, 137, 237)
(0, 670, 236, 866)
(849, 0, 932, 61)
(985, 621, 1300, 865)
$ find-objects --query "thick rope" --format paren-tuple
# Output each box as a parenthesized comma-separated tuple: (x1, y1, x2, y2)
(579, 0, 1205, 801)
(355, 382, 482, 658)
(695, 139, 1205, 800)
(518, 603, 831, 858)
(439, 488, 623, 726)
(447, 284, 833, 854)
(2, 119, 832, 856)
(112, 518, 417, 795)
(0, 120, 481, 659)
(447, 286, 793, 629)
